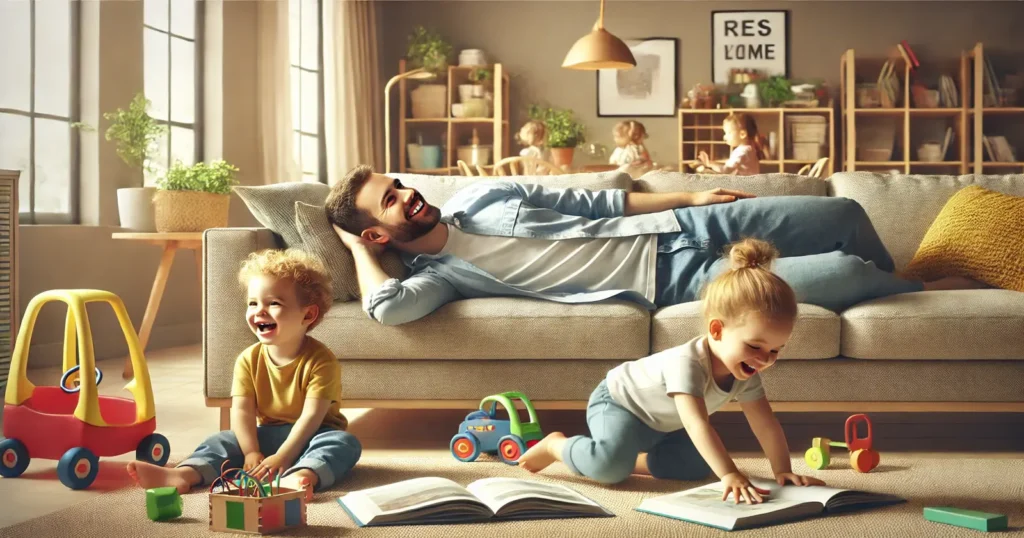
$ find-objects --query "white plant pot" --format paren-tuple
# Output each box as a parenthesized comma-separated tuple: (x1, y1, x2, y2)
(407, 144, 425, 169)
(410, 84, 447, 119)
(117, 187, 157, 232)
(458, 84, 484, 103)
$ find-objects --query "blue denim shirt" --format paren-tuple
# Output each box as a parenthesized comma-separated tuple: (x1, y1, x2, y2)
(364, 181, 684, 325)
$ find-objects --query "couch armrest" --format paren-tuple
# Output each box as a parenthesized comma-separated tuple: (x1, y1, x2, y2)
(203, 227, 279, 399)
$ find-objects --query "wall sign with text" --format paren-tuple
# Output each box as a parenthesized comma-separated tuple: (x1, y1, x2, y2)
(711, 10, 788, 84)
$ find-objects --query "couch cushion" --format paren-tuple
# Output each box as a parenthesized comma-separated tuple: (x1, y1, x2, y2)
(233, 182, 330, 247)
(650, 302, 840, 359)
(829, 172, 1024, 270)
(312, 298, 651, 360)
(902, 186, 1024, 292)
(635, 171, 829, 197)
(294, 201, 408, 302)
(841, 290, 1024, 360)
(392, 171, 633, 208)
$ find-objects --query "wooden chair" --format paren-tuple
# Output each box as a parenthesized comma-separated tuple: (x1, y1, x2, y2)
(493, 156, 565, 176)
(797, 157, 830, 178)
(456, 160, 490, 176)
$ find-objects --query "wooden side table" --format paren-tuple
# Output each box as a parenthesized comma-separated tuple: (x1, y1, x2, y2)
(111, 232, 203, 379)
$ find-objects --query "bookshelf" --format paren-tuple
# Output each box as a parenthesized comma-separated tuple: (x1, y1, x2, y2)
(967, 42, 1024, 174)
(0, 170, 18, 395)
(839, 47, 970, 174)
(395, 59, 510, 175)
(677, 107, 835, 176)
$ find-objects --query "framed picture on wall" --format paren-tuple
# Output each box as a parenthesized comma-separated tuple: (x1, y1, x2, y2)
(711, 10, 789, 84)
(597, 37, 678, 117)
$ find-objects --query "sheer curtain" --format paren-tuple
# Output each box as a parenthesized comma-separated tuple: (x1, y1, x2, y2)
(257, 0, 299, 184)
(324, 0, 382, 183)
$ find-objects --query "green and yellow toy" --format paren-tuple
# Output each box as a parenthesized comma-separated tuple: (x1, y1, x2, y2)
(805, 413, 880, 473)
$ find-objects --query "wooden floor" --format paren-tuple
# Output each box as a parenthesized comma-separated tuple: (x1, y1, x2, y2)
(0, 344, 1020, 529)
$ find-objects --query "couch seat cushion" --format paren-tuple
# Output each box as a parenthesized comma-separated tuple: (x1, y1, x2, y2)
(312, 298, 651, 360)
(841, 290, 1024, 360)
(651, 302, 840, 359)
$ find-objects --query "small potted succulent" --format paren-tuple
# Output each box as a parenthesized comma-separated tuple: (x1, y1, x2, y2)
(407, 26, 452, 118)
(528, 104, 586, 168)
(153, 160, 239, 232)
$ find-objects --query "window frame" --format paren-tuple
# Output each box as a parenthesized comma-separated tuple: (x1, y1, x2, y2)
(1, 0, 82, 225)
(290, 0, 327, 184)
(142, 0, 204, 183)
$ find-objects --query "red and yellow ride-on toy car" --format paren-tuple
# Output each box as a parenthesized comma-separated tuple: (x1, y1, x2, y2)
(1, 290, 170, 490)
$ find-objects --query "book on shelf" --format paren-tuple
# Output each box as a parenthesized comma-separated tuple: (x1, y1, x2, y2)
(636, 478, 904, 531)
(337, 477, 614, 527)
(941, 127, 954, 159)
(900, 40, 920, 70)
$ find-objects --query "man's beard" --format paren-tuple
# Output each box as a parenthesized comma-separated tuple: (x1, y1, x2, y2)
(383, 204, 441, 243)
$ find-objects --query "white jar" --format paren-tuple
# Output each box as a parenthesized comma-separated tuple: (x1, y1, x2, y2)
(458, 49, 487, 66)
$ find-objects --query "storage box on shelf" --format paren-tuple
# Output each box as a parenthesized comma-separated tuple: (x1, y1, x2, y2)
(841, 45, 972, 174)
(677, 106, 835, 176)
(968, 42, 1024, 174)
(395, 59, 510, 175)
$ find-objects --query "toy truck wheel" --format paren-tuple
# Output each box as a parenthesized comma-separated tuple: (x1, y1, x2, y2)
(497, 436, 527, 465)
(450, 433, 481, 462)
(850, 448, 880, 473)
(57, 447, 100, 490)
(136, 433, 171, 466)
(804, 446, 830, 470)
(0, 438, 30, 478)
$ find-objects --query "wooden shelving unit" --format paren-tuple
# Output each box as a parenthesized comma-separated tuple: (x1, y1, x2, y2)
(0, 170, 18, 395)
(677, 107, 835, 176)
(967, 42, 1024, 174)
(395, 59, 510, 175)
(840, 47, 970, 174)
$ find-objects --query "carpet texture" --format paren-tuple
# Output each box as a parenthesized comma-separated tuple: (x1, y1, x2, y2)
(1, 454, 1022, 537)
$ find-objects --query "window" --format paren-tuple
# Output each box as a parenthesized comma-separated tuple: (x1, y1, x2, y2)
(289, 0, 325, 183)
(144, 0, 202, 185)
(0, 0, 79, 224)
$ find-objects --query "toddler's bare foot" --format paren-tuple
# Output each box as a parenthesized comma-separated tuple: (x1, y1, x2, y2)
(126, 461, 195, 494)
(924, 276, 989, 291)
(517, 432, 566, 474)
(280, 469, 317, 501)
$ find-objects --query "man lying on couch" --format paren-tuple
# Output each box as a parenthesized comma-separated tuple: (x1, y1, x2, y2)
(325, 165, 981, 326)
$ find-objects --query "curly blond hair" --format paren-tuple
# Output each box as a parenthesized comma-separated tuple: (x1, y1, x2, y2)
(237, 248, 333, 331)
(517, 120, 546, 147)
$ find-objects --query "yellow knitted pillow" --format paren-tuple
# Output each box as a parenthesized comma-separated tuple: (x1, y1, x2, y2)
(903, 185, 1024, 291)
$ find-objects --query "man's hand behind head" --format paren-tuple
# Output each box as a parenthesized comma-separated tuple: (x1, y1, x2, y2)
(334, 224, 385, 255)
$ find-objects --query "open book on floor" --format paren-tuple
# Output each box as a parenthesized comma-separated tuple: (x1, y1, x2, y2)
(337, 477, 614, 527)
(636, 478, 904, 531)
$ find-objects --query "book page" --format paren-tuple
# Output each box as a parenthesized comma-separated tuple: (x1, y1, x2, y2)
(637, 481, 818, 531)
(467, 478, 611, 517)
(338, 477, 491, 526)
(746, 478, 903, 512)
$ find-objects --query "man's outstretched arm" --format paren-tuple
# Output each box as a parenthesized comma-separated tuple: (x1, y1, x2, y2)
(510, 181, 755, 218)
(623, 189, 756, 216)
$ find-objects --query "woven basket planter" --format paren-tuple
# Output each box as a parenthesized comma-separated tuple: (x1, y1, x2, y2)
(153, 190, 230, 232)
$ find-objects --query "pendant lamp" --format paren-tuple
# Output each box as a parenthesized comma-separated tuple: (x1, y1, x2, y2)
(562, 0, 636, 70)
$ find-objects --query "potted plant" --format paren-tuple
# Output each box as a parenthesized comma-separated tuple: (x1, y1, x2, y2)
(152, 160, 239, 232)
(758, 76, 795, 107)
(80, 93, 166, 231)
(459, 67, 492, 102)
(407, 26, 452, 118)
(528, 104, 586, 168)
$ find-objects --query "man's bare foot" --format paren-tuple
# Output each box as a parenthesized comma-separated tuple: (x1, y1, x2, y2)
(924, 276, 989, 291)
(517, 432, 567, 474)
(280, 469, 317, 501)
(126, 461, 197, 494)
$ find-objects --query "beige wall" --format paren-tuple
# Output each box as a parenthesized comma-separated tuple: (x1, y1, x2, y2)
(20, 0, 261, 369)
(378, 1, 1024, 167)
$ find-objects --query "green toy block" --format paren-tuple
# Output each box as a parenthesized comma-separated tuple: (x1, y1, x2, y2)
(145, 487, 183, 521)
(924, 506, 1008, 532)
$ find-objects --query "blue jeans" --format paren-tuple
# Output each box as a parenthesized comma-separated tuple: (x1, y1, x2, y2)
(563, 381, 712, 485)
(655, 196, 924, 312)
(177, 424, 361, 492)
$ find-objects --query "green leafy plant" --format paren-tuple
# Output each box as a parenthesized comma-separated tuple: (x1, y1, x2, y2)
(102, 93, 166, 184)
(156, 160, 239, 195)
(406, 26, 452, 77)
(469, 67, 493, 85)
(528, 104, 586, 148)
(758, 76, 795, 106)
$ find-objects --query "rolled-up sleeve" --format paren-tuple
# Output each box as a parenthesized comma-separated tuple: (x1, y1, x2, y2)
(362, 270, 462, 326)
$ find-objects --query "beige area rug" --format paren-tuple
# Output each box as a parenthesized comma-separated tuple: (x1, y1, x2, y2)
(1, 453, 1022, 537)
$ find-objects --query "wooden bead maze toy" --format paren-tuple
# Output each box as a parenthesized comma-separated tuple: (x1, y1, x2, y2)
(208, 462, 307, 534)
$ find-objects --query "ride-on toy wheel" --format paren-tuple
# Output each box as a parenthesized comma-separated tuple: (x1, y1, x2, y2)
(850, 448, 880, 473)
(0, 438, 30, 478)
(450, 433, 481, 462)
(497, 436, 527, 465)
(804, 446, 830, 470)
(136, 433, 171, 466)
(57, 447, 100, 490)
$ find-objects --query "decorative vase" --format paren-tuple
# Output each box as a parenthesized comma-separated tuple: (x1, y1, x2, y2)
(458, 49, 487, 66)
(116, 187, 157, 232)
(458, 84, 484, 103)
(420, 145, 443, 169)
(410, 84, 447, 118)
(152, 190, 230, 233)
(549, 148, 575, 168)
